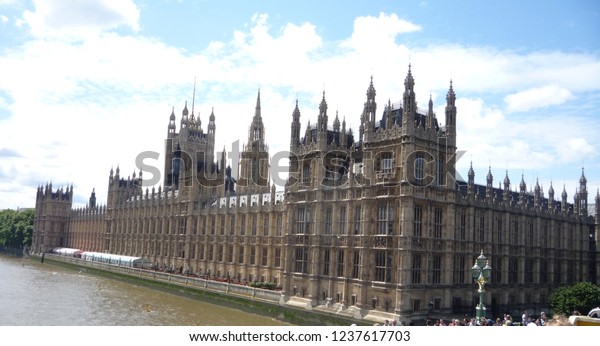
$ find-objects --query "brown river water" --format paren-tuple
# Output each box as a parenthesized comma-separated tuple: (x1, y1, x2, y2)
(0, 255, 288, 326)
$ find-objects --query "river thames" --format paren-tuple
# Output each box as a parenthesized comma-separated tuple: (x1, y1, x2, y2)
(0, 255, 288, 326)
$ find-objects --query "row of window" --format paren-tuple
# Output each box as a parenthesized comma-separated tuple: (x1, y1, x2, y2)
(110, 213, 284, 237)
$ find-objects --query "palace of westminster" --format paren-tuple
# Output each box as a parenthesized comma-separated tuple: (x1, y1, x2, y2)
(32, 65, 599, 323)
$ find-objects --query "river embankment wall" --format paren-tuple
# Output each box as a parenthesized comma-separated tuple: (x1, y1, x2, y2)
(30, 253, 367, 326)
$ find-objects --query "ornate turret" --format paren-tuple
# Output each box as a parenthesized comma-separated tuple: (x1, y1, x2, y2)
(181, 101, 189, 129)
(561, 185, 568, 213)
(579, 167, 588, 216)
(503, 171, 511, 204)
(89, 188, 96, 208)
(445, 79, 457, 145)
(486, 166, 493, 199)
(402, 64, 416, 134)
(168, 107, 176, 138)
(290, 99, 301, 150)
(548, 182, 555, 212)
(467, 162, 475, 195)
(534, 178, 541, 209)
(317, 91, 328, 135)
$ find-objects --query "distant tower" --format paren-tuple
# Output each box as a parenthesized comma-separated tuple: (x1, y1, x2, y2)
(238, 90, 270, 195)
(89, 188, 97, 209)
(32, 183, 74, 253)
(579, 168, 588, 216)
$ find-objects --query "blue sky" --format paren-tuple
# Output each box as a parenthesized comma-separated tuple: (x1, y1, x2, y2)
(0, 0, 599, 209)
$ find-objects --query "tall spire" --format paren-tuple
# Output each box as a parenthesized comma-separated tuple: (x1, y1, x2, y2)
(191, 76, 196, 116)
(254, 88, 262, 120)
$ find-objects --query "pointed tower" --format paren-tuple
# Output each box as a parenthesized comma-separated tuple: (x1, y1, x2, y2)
(486, 166, 493, 200)
(290, 99, 301, 150)
(168, 107, 176, 138)
(503, 171, 511, 204)
(180, 101, 189, 129)
(534, 178, 541, 209)
(89, 188, 97, 209)
(561, 185, 568, 213)
(238, 90, 270, 195)
(467, 162, 475, 195)
(402, 64, 416, 135)
(579, 168, 588, 216)
(363, 76, 377, 133)
(445, 80, 457, 146)
(548, 182, 555, 212)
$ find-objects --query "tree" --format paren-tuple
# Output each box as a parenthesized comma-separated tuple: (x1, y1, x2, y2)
(549, 282, 600, 316)
(0, 209, 34, 248)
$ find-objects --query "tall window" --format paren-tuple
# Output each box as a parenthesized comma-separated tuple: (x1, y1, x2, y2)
(374, 251, 392, 283)
(250, 247, 256, 265)
(263, 215, 269, 236)
(227, 245, 233, 263)
(415, 153, 425, 184)
(238, 246, 244, 264)
(540, 260, 548, 284)
(509, 258, 518, 283)
(276, 213, 283, 236)
(217, 244, 223, 262)
(496, 217, 503, 243)
(436, 157, 445, 186)
(478, 212, 485, 242)
(210, 215, 216, 235)
(339, 206, 346, 235)
(526, 222, 534, 246)
(240, 215, 246, 236)
(274, 248, 281, 267)
(294, 247, 308, 273)
(413, 205, 423, 237)
(491, 257, 501, 284)
(432, 255, 442, 284)
(525, 258, 533, 283)
(322, 249, 330, 276)
(458, 211, 466, 240)
(208, 244, 214, 261)
(261, 248, 268, 266)
(251, 214, 257, 236)
(302, 163, 311, 185)
(353, 206, 361, 235)
(296, 207, 311, 234)
(541, 221, 548, 248)
(337, 250, 345, 277)
(325, 207, 333, 235)
(377, 203, 394, 235)
(453, 255, 465, 284)
(433, 208, 442, 238)
(510, 220, 518, 245)
(229, 215, 235, 236)
(412, 254, 421, 284)
(351, 251, 360, 279)
(219, 215, 225, 235)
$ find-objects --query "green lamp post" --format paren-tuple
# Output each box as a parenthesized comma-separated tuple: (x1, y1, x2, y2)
(471, 250, 492, 323)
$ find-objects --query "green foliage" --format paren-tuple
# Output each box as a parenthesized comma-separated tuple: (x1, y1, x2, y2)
(549, 282, 600, 316)
(0, 209, 34, 248)
(249, 281, 278, 290)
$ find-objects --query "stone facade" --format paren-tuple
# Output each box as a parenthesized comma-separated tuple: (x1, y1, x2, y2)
(33, 66, 599, 324)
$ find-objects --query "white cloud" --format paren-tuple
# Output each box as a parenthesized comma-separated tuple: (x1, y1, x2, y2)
(556, 138, 597, 163)
(21, 0, 140, 39)
(343, 12, 421, 51)
(504, 85, 573, 112)
(0, 15, 8, 23)
(0, 11, 598, 208)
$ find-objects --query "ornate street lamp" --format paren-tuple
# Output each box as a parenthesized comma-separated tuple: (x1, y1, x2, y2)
(471, 249, 492, 323)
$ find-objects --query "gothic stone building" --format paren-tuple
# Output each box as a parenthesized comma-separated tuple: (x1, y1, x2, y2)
(33, 66, 600, 324)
